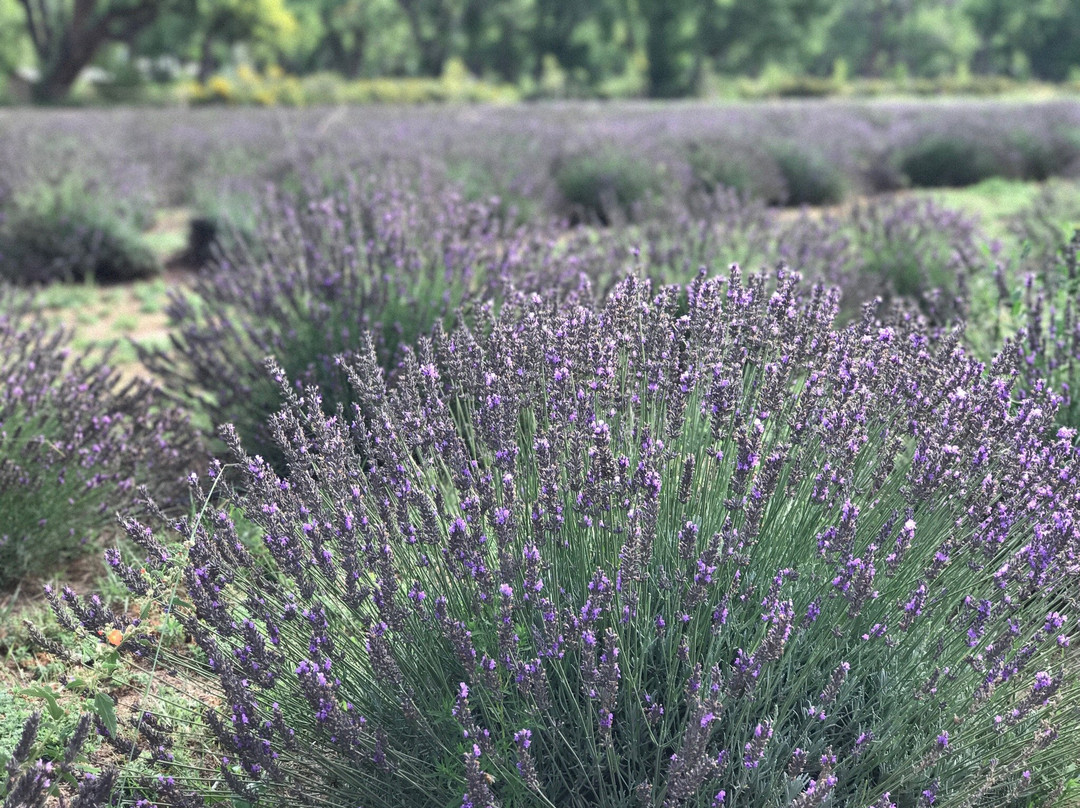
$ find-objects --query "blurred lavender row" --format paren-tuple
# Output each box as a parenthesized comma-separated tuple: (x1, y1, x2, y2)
(1, 100, 1077, 215)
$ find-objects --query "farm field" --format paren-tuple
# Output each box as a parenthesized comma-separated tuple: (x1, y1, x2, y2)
(2, 100, 1080, 808)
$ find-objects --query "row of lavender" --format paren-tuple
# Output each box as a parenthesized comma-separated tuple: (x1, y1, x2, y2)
(2, 126, 1080, 805)
(2, 100, 1080, 285)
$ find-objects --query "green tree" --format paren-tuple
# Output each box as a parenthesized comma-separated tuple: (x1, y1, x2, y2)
(701, 0, 832, 76)
(0, 0, 32, 77)
(965, 0, 1080, 80)
(393, 0, 462, 76)
(461, 0, 532, 82)
(289, 0, 373, 77)
(640, 0, 700, 97)
(190, 0, 297, 80)
(15, 0, 173, 101)
(134, 0, 297, 81)
(817, 0, 976, 78)
(529, 0, 609, 84)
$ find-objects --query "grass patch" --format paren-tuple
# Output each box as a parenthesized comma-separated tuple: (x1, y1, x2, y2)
(112, 314, 140, 333)
(141, 228, 189, 260)
(133, 279, 168, 314)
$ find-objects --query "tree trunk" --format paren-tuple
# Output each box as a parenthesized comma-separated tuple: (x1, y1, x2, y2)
(19, 0, 166, 103)
(396, 0, 451, 77)
(198, 33, 216, 82)
(32, 30, 97, 102)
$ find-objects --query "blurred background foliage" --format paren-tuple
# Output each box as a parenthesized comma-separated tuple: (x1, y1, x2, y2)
(2, 0, 1080, 105)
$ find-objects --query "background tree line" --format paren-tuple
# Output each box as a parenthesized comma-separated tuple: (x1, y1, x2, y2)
(3, 0, 1080, 102)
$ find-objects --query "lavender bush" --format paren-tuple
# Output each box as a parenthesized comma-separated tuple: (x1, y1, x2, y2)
(0, 286, 199, 586)
(838, 198, 983, 323)
(1007, 182, 1080, 273)
(67, 268, 1080, 807)
(3, 102, 1076, 230)
(897, 136, 1000, 189)
(684, 139, 788, 205)
(139, 180, 600, 466)
(553, 147, 665, 224)
(627, 194, 985, 324)
(0, 176, 158, 286)
(767, 143, 847, 206)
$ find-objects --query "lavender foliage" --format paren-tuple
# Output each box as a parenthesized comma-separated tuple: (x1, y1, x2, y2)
(138, 179, 600, 465)
(82, 269, 1080, 808)
(0, 712, 116, 808)
(1011, 232, 1080, 428)
(628, 194, 985, 324)
(2, 101, 1078, 220)
(0, 286, 200, 586)
(0, 175, 158, 286)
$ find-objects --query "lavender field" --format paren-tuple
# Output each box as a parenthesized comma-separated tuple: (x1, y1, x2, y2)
(2, 100, 1080, 808)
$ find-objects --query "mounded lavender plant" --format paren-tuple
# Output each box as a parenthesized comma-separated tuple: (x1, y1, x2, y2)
(75, 269, 1080, 807)
(0, 177, 158, 286)
(0, 286, 200, 586)
(140, 180, 599, 466)
(839, 198, 983, 324)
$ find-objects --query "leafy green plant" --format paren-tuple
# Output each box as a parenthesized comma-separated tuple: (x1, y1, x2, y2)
(898, 136, 1000, 189)
(0, 178, 158, 285)
(767, 143, 846, 206)
(553, 148, 663, 224)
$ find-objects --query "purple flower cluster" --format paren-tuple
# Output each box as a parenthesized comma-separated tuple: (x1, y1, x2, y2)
(53, 264, 1080, 808)
(139, 179, 602, 467)
(1, 712, 116, 808)
(0, 286, 200, 586)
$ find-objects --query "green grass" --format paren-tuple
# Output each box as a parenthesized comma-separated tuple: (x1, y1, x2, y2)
(112, 314, 140, 333)
(35, 282, 99, 310)
(911, 177, 1080, 241)
(133, 278, 168, 314)
(141, 228, 188, 259)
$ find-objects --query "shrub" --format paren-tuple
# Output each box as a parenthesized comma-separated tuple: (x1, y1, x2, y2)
(553, 148, 664, 224)
(70, 270, 1080, 808)
(0, 287, 199, 586)
(637, 186, 779, 280)
(767, 143, 846, 206)
(843, 198, 983, 324)
(1007, 181, 1080, 272)
(685, 140, 787, 205)
(185, 179, 266, 266)
(444, 158, 540, 225)
(1008, 132, 1058, 182)
(0, 179, 158, 285)
(139, 182, 594, 467)
(0, 712, 114, 807)
(898, 136, 1000, 189)
(184, 64, 519, 107)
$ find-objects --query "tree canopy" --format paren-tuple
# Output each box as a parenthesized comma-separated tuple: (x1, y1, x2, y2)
(4, 0, 1080, 101)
